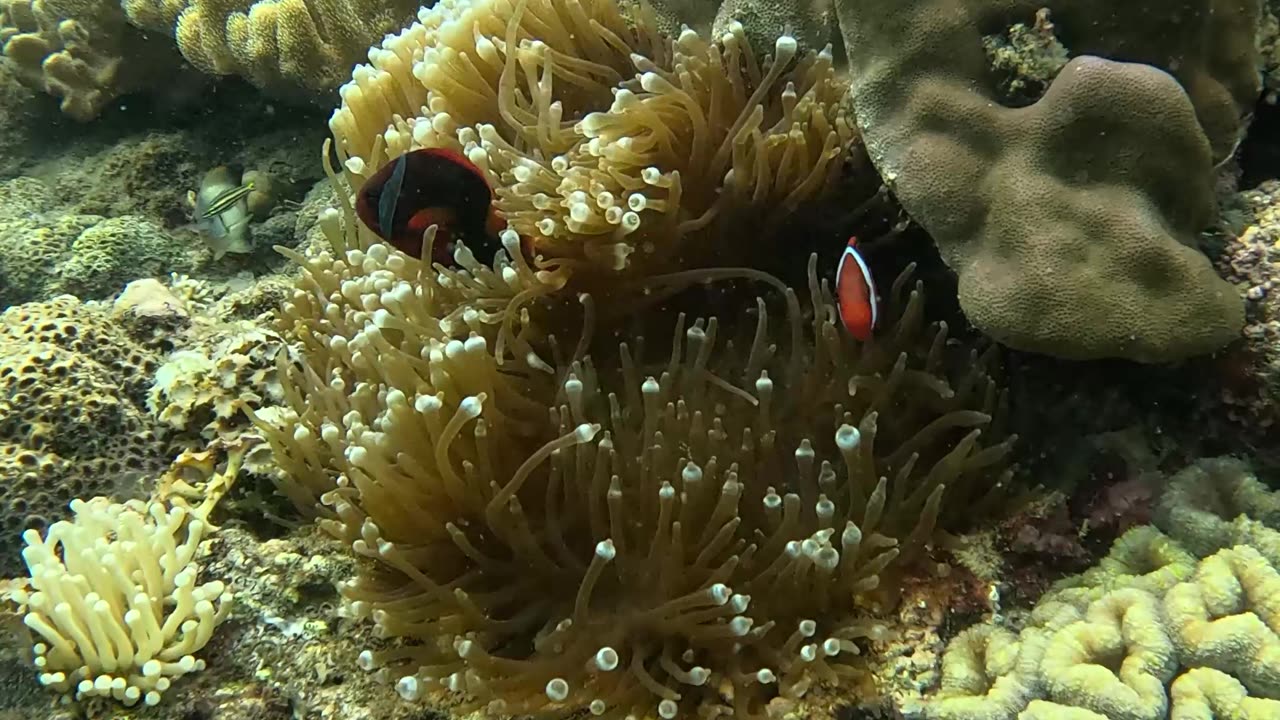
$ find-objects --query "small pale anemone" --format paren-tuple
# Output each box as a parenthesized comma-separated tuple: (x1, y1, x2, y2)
(327, 0, 855, 287)
(259, 225, 1021, 717)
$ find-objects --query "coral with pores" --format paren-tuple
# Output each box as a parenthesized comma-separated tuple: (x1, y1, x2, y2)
(0, 296, 174, 575)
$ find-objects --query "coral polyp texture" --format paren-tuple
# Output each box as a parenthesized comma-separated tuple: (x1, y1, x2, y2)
(121, 0, 420, 100)
(13, 495, 232, 706)
(834, 0, 1257, 362)
(920, 457, 1280, 720)
(0, 295, 176, 575)
(327, 0, 855, 288)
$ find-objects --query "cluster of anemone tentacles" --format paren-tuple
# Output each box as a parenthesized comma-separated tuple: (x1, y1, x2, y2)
(256, 0, 1025, 717)
(260, 220, 1020, 719)
(327, 0, 857, 289)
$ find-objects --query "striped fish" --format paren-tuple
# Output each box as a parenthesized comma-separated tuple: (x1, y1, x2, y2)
(200, 181, 255, 220)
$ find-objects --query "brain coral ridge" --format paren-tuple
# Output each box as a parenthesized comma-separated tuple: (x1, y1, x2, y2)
(834, 0, 1258, 362)
(922, 457, 1280, 719)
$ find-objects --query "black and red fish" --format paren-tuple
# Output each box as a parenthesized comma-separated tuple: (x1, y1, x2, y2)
(836, 236, 879, 341)
(355, 147, 511, 266)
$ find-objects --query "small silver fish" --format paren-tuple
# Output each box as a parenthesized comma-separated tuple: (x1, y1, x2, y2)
(201, 180, 255, 220)
(191, 166, 253, 259)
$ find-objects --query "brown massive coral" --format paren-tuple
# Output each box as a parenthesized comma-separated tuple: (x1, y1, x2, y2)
(835, 0, 1256, 362)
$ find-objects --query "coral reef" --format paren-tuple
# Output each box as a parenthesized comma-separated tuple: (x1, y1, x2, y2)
(0, 295, 176, 576)
(328, 0, 858, 290)
(980, 8, 1069, 105)
(1, 0, 419, 117)
(148, 325, 296, 441)
(247, 3, 1033, 717)
(1, 517, 431, 720)
(1215, 179, 1280, 435)
(0, 176, 199, 306)
(0, 0, 186, 119)
(834, 0, 1257, 362)
(260, 226, 1018, 717)
(156, 0, 419, 101)
(60, 216, 193, 299)
(916, 456, 1280, 719)
(1154, 456, 1280, 559)
(0, 60, 41, 177)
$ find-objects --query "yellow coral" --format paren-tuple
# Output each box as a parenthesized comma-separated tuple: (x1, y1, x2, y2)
(1, 0, 179, 119)
(922, 525, 1280, 720)
(161, 0, 419, 97)
(1038, 589, 1176, 720)
(1165, 546, 1280, 698)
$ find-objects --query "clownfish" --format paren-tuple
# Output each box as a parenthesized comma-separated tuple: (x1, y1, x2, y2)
(836, 236, 879, 341)
(354, 147, 512, 266)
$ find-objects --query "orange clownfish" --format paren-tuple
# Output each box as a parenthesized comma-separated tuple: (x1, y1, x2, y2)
(354, 147, 515, 266)
(836, 236, 879, 341)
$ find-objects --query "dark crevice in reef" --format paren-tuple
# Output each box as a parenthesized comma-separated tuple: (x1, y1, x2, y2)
(1239, 97, 1280, 189)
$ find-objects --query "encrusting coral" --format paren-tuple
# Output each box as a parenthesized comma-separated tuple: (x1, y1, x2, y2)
(0, 177, 197, 306)
(834, 0, 1256, 362)
(0, 295, 176, 576)
(148, 325, 296, 441)
(919, 457, 1280, 720)
(327, 0, 856, 289)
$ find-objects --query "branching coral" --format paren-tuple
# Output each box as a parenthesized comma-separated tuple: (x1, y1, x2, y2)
(0, 0, 181, 119)
(327, 0, 856, 289)
(1, 0, 417, 118)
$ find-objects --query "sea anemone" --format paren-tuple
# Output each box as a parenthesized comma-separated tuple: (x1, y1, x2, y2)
(257, 0, 1023, 716)
(326, 0, 855, 286)
(260, 224, 1018, 718)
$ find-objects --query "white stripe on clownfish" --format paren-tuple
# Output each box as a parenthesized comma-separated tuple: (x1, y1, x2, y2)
(835, 236, 878, 341)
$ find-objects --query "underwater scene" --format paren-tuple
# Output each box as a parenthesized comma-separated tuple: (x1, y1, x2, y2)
(3, 0, 1280, 718)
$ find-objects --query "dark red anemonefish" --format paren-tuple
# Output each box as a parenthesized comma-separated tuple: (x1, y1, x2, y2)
(836, 236, 879, 341)
(354, 147, 521, 266)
